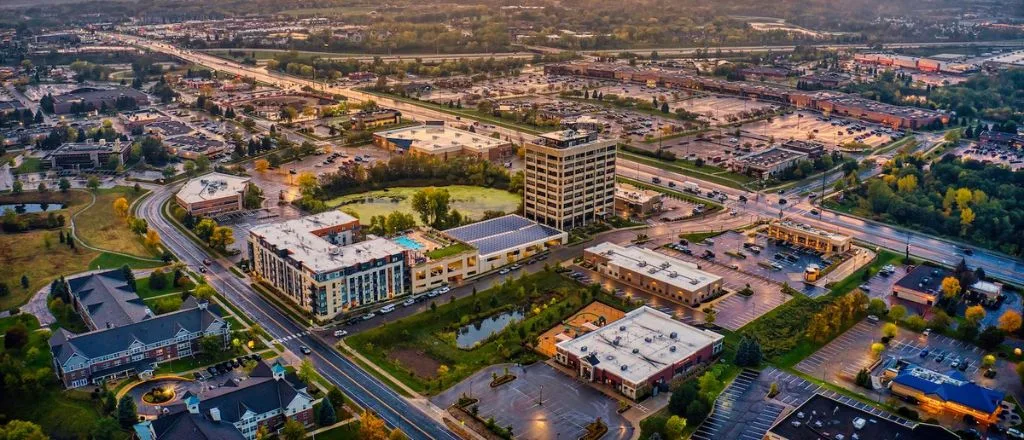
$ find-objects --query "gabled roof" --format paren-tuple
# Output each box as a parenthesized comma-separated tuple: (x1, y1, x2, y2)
(69, 269, 151, 329)
(146, 410, 245, 440)
(893, 363, 1005, 414)
(49, 301, 225, 365)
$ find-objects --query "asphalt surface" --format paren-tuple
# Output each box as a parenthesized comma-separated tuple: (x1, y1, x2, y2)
(137, 185, 459, 440)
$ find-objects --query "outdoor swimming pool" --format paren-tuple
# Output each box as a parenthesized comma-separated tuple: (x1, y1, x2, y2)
(394, 236, 424, 250)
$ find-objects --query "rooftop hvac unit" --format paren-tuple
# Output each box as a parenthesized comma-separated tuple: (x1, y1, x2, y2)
(644, 337, 652, 343)
(637, 261, 647, 267)
(689, 279, 700, 285)
(669, 346, 677, 352)
(619, 326, 626, 331)
(660, 262, 670, 269)
(632, 348, 639, 354)
(580, 346, 588, 352)
(669, 332, 678, 339)
(620, 365, 628, 371)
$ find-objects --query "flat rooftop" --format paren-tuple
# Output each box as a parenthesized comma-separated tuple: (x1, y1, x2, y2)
(557, 306, 723, 384)
(586, 242, 721, 293)
(768, 394, 959, 440)
(177, 172, 250, 204)
(615, 186, 660, 204)
(249, 211, 406, 274)
(894, 264, 952, 294)
(445, 214, 565, 256)
(772, 220, 851, 242)
(737, 147, 807, 168)
(376, 125, 507, 154)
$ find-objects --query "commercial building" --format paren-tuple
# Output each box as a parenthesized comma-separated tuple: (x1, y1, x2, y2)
(176, 172, 251, 216)
(979, 130, 1024, 149)
(67, 269, 152, 330)
(120, 109, 168, 131)
(614, 184, 663, 219)
(49, 298, 229, 388)
(351, 109, 402, 128)
(445, 214, 567, 273)
(766, 394, 959, 440)
(780, 139, 826, 158)
(373, 124, 514, 161)
(545, 62, 949, 129)
(730, 147, 808, 179)
(133, 361, 314, 440)
(395, 228, 480, 294)
(891, 264, 953, 306)
(884, 359, 1005, 424)
(555, 306, 724, 400)
(46, 138, 130, 170)
(165, 136, 228, 160)
(523, 130, 617, 230)
(584, 242, 722, 306)
(798, 72, 852, 89)
(52, 87, 150, 114)
(969, 280, 1004, 305)
(767, 221, 852, 255)
(248, 211, 408, 320)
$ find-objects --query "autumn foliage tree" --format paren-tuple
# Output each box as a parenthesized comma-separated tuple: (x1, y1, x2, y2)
(998, 310, 1022, 333)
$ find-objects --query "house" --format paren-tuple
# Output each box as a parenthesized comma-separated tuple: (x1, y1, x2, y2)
(133, 360, 315, 440)
(67, 269, 152, 330)
(49, 298, 230, 388)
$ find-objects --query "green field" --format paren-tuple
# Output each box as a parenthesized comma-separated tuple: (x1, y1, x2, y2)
(76, 187, 160, 259)
(325, 186, 520, 225)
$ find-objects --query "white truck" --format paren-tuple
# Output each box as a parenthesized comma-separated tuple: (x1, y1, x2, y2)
(683, 181, 700, 193)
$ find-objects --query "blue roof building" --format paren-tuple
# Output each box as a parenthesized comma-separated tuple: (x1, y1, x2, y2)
(887, 360, 1005, 423)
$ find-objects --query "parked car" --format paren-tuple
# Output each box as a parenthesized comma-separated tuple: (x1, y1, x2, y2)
(867, 315, 879, 323)
(499, 268, 511, 275)
(402, 298, 415, 307)
(333, 330, 349, 338)
(919, 349, 929, 358)
(984, 368, 998, 378)
(362, 313, 376, 320)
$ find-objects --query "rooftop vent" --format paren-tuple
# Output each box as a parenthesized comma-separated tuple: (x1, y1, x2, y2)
(632, 348, 639, 354)
(669, 346, 677, 352)
(644, 337, 652, 343)
(669, 332, 678, 339)
(580, 346, 587, 352)
(620, 365, 628, 371)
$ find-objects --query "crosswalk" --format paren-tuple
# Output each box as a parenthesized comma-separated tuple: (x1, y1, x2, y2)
(271, 331, 310, 343)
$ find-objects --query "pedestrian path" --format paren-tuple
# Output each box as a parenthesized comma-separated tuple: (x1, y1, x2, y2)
(271, 330, 311, 343)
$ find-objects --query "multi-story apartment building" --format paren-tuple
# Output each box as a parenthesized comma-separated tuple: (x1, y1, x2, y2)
(49, 298, 229, 388)
(67, 269, 153, 330)
(523, 130, 617, 230)
(133, 360, 315, 440)
(247, 211, 409, 320)
(175, 172, 251, 216)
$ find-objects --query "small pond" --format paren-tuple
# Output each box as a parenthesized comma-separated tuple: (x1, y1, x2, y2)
(456, 309, 525, 349)
(0, 203, 65, 214)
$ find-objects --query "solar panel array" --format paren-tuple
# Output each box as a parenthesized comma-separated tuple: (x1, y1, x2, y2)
(445, 215, 563, 255)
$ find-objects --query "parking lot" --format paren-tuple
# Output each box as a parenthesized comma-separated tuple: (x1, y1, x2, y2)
(741, 111, 896, 150)
(762, 367, 916, 427)
(953, 143, 1024, 171)
(431, 363, 633, 440)
(664, 230, 833, 297)
(792, 317, 1023, 417)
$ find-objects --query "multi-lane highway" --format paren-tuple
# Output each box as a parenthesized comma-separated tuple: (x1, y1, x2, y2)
(136, 186, 459, 440)
(119, 32, 1024, 284)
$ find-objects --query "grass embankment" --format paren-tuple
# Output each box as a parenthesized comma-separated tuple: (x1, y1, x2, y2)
(617, 149, 754, 190)
(75, 186, 160, 259)
(359, 89, 548, 135)
(348, 270, 614, 394)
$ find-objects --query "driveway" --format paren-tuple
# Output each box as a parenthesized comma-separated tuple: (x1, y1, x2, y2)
(431, 363, 633, 440)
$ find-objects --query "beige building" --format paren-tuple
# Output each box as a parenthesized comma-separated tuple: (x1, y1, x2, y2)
(175, 172, 251, 216)
(584, 242, 722, 307)
(766, 221, 851, 255)
(614, 184, 663, 219)
(523, 130, 617, 230)
(373, 124, 514, 161)
(395, 229, 480, 294)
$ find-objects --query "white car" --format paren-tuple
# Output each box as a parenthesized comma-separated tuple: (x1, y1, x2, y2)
(333, 330, 348, 338)
(402, 298, 415, 307)
(437, 286, 450, 294)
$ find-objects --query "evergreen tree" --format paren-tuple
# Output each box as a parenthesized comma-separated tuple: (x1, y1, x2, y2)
(117, 395, 138, 428)
(122, 264, 136, 291)
(318, 396, 337, 425)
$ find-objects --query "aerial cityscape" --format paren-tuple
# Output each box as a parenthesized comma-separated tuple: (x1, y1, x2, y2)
(0, 0, 1023, 439)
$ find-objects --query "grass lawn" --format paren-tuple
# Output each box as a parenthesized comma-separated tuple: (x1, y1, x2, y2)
(0, 316, 122, 439)
(425, 242, 475, 260)
(325, 186, 520, 225)
(75, 187, 159, 258)
(314, 422, 362, 440)
(13, 157, 43, 174)
(0, 313, 40, 334)
(87, 252, 167, 271)
(360, 89, 547, 135)
(135, 276, 191, 299)
(618, 150, 755, 189)
(0, 229, 99, 311)
(347, 270, 587, 394)
(678, 230, 725, 243)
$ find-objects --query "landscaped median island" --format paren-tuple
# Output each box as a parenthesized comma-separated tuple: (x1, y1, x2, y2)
(346, 269, 630, 395)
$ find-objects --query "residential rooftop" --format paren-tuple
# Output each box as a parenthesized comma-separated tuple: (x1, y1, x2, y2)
(249, 211, 406, 274)
(69, 269, 152, 329)
(557, 306, 723, 384)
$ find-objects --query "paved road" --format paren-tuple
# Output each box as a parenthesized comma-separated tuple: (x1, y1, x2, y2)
(616, 159, 1024, 286)
(532, 39, 1024, 56)
(197, 47, 537, 62)
(136, 186, 459, 440)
